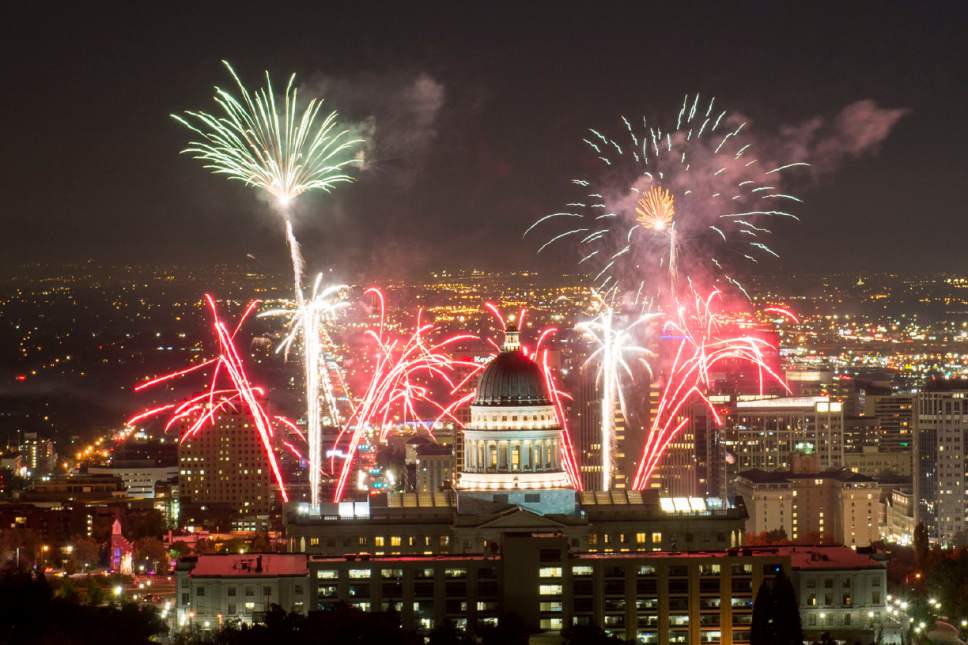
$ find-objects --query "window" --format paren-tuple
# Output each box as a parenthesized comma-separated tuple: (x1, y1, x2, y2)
(263, 586, 272, 596)
(390, 536, 401, 547)
(444, 568, 466, 578)
(539, 567, 563, 578)
(227, 587, 236, 597)
(317, 569, 338, 579)
(651, 532, 662, 544)
(195, 586, 205, 597)
(294, 585, 303, 595)
(572, 565, 593, 577)
(349, 568, 370, 579)
(374, 536, 385, 547)
(227, 603, 236, 615)
(539, 585, 563, 595)
(636, 532, 646, 545)
(872, 591, 881, 604)
(638, 565, 656, 576)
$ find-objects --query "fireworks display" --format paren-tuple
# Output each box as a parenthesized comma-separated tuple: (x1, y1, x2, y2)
(174, 61, 363, 510)
(260, 276, 350, 511)
(331, 289, 485, 502)
(630, 290, 789, 490)
(526, 94, 808, 300)
(576, 298, 659, 491)
(127, 295, 291, 501)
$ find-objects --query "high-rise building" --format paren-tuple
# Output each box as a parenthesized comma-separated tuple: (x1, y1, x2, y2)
(727, 396, 844, 472)
(178, 411, 275, 531)
(913, 381, 968, 543)
(864, 393, 914, 451)
(18, 432, 56, 474)
(647, 380, 698, 497)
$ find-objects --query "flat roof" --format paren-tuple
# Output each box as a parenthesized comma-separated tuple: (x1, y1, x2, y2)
(191, 554, 307, 577)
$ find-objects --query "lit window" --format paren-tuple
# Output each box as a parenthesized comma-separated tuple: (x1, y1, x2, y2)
(539, 567, 562, 578)
(651, 532, 662, 544)
(539, 585, 563, 596)
(374, 537, 385, 547)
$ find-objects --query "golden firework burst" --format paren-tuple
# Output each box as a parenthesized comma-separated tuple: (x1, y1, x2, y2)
(635, 186, 676, 232)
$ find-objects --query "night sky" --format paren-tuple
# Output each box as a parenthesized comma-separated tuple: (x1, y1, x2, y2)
(2, 2, 965, 280)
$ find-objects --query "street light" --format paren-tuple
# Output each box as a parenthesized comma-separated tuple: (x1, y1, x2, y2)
(112, 585, 122, 598)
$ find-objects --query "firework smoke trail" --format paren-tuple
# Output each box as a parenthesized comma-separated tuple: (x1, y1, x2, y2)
(174, 61, 363, 510)
(332, 289, 486, 502)
(261, 276, 349, 512)
(576, 297, 660, 491)
(526, 94, 808, 300)
(127, 295, 291, 501)
(630, 290, 789, 491)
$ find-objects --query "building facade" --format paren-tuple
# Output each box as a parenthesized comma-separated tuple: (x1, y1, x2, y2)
(178, 412, 275, 531)
(176, 554, 310, 629)
(177, 544, 886, 645)
(736, 457, 881, 547)
(729, 397, 844, 471)
(913, 382, 968, 542)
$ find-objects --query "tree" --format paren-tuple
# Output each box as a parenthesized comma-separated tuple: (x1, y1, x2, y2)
(69, 536, 102, 572)
(561, 624, 625, 645)
(751, 580, 774, 645)
(478, 612, 530, 645)
(914, 522, 930, 566)
(771, 569, 804, 645)
(429, 620, 476, 645)
(134, 537, 169, 573)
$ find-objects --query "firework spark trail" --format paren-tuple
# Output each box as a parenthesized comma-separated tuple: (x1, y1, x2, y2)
(174, 61, 363, 511)
(576, 297, 660, 491)
(540, 349, 584, 491)
(630, 290, 789, 491)
(526, 94, 808, 300)
(331, 289, 486, 502)
(127, 295, 291, 501)
(260, 276, 349, 512)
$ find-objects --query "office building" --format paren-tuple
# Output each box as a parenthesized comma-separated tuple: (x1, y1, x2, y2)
(179, 412, 275, 531)
(913, 381, 968, 542)
(843, 446, 911, 478)
(728, 396, 844, 471)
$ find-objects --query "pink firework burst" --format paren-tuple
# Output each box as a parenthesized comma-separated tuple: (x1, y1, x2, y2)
(331, 288, 485, 502)
(631, 290, 789, 491)
(127, 294, 291, 502)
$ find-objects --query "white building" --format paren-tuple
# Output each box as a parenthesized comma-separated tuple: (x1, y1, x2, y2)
(88, 462, 178, 499)
(176, 554, 309, 629)
(787, 546, 888, 642)
(913, 383, 968, 543)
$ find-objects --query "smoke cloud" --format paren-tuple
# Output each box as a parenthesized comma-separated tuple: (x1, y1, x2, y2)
(303, 71, 446, 187)
(779, 99, 909, 178)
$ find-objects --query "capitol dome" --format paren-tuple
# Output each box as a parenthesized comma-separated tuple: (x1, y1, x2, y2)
(457, 323, 572, 496)
(473, 350, 550, 406)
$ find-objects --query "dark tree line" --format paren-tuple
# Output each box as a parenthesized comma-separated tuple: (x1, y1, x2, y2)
(0, 570, 164, 644)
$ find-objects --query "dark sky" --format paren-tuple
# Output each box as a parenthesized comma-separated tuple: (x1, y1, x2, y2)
(1, 2, 965, 281)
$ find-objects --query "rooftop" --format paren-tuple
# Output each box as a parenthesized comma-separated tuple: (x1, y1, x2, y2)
(190, 554, 308, 578)
(738, 468, 875, 484)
